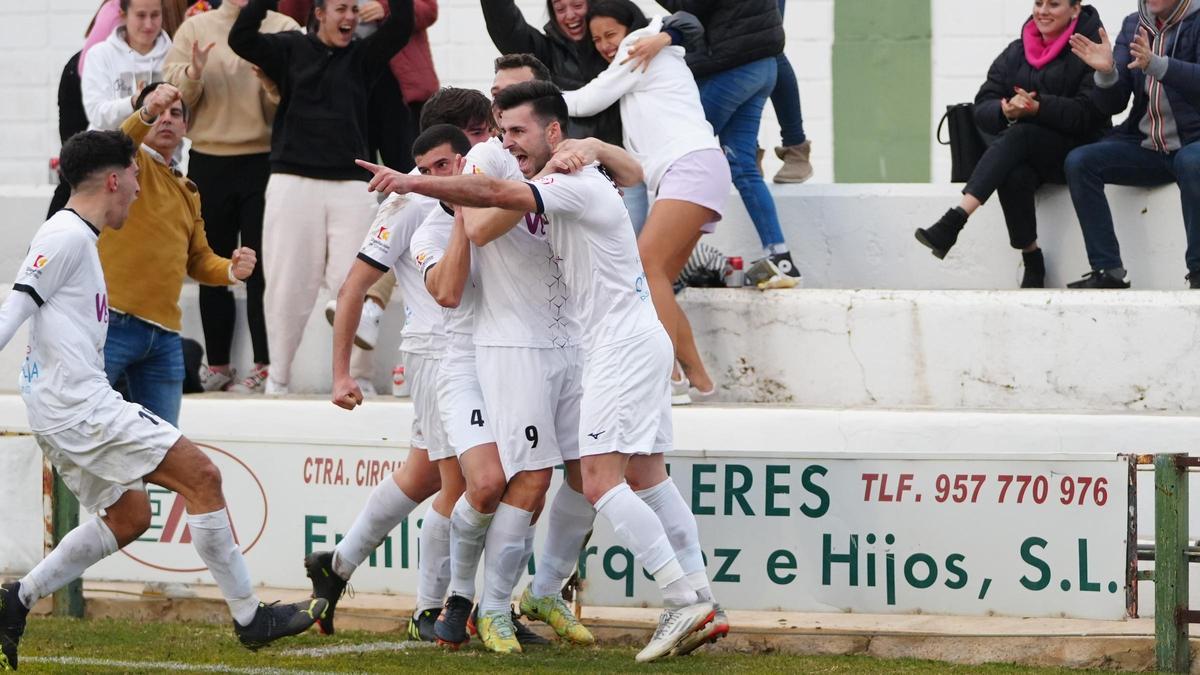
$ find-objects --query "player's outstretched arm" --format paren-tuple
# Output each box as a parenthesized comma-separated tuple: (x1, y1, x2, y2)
(462, 207, 524, 247)
(547, 138, 644, 187)
(0, 291, 37, 354)
(357, 160, 539, 211)
(331, 260, 384, 410)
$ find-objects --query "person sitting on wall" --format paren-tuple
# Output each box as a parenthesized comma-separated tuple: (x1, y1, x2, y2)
(915, 0, 1108, 288)
(1065, 0, 1200, 288)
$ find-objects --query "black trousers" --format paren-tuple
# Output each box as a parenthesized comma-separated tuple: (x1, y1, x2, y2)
(188, 151, 270, 366)
(368, 68, 418, 172)
(964, 123, 1077, 249)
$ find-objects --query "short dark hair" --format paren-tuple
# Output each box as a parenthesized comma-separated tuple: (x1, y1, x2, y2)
(419, 87, 495, 133)
(134, 82, 190, 123)
(412, 124, 472, 159)
(586, 0, 649, 33)
(493, 80, 569, 130)
(493, 53, 552, 82)
(58, 130, 136, 191)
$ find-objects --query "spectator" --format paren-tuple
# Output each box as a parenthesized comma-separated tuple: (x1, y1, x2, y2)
(1066, 0, 1200, 288)
(481, 0, 701, 233)
(769, 0, 812, 184)
(164, 0, 299, 393)
(278, 0, 439, 172)
(563, 0, 728, 402)
(656, 0, 802, 284)
(229, 0, 414, 395)
(82, 0, 173, 131)
(915, 0, 1107, 288)
(47, 51, 90, 218)
(99, 83, 256, 425)
(81, 0, 190, 75)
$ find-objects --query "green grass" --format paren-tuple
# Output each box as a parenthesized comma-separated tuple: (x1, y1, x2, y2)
(16, 616, 1116, 674)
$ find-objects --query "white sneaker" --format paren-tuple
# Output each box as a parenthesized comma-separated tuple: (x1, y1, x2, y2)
(198, 365, 233, 392)
(355, 377, 377, 397)
(325, 298, 383, 350)
(228, 364, 269, 394)
(635, 602, 715, 663)
(670, 376, 691, 406)
(264, 378, 289, 396)
(690, 385, 718, 403)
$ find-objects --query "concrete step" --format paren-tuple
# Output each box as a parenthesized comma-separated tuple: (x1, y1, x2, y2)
(2, 285, 1198, 413)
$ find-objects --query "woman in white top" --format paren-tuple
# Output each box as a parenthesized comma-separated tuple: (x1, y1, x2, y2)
(81, 0, 172, 131)
(562, 0, 731, 401)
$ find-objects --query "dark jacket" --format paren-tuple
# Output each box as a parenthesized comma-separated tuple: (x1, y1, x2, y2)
(1095, 7, 1200, 150)
(656, 0, 784, 79)
(974, 5, 1109, 142)
(229, 0, 413, 181)
(480, 1, 703, 146)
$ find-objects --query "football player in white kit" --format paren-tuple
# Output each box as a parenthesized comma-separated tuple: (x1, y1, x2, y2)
(433, 55, 646, 654)
(303, 124, 468, 642)
(356, 80, 716, 663)
(0, 108, 326, 671)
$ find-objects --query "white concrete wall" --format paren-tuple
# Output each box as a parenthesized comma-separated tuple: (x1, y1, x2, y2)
(0, 0, 833, 186)
(931, 0, 1135, 182)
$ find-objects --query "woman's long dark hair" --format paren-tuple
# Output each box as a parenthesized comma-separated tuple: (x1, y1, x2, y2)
(585, 0, 650, 33)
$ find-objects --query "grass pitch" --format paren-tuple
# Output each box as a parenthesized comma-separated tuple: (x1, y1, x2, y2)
(15, 616, 1114, 674)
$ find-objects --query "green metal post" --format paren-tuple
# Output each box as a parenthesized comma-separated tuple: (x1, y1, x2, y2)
(1155, 454, 1189, 672)
(51, 469, 84, 617)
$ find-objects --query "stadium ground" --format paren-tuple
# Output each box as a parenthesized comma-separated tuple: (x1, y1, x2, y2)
(14, 616, 1118, 674)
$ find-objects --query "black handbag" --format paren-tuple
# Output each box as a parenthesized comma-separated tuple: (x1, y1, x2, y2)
(937, 103, 987, 183)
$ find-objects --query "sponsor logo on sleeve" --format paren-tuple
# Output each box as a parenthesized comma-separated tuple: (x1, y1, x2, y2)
(374, 225, 390, 242)
(415, 251, 429, 271)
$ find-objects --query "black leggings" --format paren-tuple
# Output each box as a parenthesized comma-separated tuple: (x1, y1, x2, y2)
(189, 151, 270, 366)
(964, 123, 1076, 249)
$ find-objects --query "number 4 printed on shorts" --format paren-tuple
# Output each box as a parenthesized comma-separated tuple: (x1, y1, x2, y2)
(470, 409, 484, 427)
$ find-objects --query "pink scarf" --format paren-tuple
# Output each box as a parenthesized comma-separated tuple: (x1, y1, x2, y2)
(1023, 16, 1079, 69)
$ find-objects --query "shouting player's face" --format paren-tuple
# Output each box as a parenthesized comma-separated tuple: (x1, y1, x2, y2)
(414, 143, 461, 177)
(500, 104, 556, 178)
(108, 161, 141, 230)
(316, 0, 359, 48)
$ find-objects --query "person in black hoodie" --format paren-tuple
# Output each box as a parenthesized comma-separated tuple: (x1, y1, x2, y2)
(229, 0, 413, 394)
(480, 0, 702, 233)
(916, 0, 1107, 288)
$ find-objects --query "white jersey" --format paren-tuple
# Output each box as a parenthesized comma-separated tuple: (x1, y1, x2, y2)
(464, 139, 580, 349)
(13, 209, 113, 433)
(356, 191, 445, 355)
(410, 205, 480, 338)
(528, 165, 662, 353)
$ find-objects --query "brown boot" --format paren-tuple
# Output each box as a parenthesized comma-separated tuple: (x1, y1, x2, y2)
(773, 141, 813, 183)
(755, 147, 765, 176)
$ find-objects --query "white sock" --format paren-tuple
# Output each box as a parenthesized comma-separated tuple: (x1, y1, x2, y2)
(480, 503, 533, 614)
(531, 484, 594, 598)
(19, 517, 118, 608)
(594, 483, 696, 607)
(188, 508, 259, 626)
(637, 479, 714, 602)
(333, 478, 419, 579)
(448, 494, 494, 600)
(415, 508, 452, 612)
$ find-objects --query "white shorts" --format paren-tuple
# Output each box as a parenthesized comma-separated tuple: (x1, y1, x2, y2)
(579, 329, 673, 457)
(477, 345, 582, 480)
(437, 334, 495, 455)
(35, 391, 181, 514)
(404, 350, 452, 462)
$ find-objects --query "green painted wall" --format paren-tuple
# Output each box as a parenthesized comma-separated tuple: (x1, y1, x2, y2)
(833, 0, 932, 182)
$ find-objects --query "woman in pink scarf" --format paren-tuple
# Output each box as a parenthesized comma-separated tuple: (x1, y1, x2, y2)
(916, 0, 1110, 287)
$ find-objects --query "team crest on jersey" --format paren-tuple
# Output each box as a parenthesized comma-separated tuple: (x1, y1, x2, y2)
(416, 251, 429, 270)
(471, 165, 485, 175)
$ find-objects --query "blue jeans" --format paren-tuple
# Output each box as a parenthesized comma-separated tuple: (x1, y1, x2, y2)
(1065, 138, 1200, 272)
(772, 0, 806, 147)
(698, 57, 787, 249)
(104, 312, 185, 426)
(622, 181, 650, 235)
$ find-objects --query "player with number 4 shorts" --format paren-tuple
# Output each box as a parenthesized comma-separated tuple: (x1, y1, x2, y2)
(0, 129, 324, 672)
(355, 80, 718, 663)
